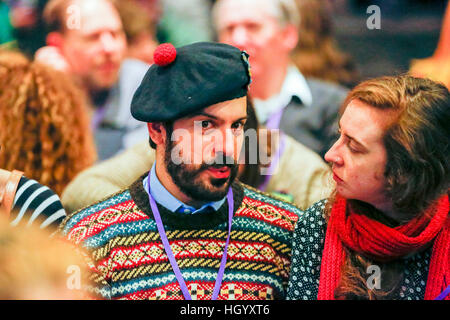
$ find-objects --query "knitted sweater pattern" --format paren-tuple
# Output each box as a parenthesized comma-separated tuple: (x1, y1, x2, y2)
(60, 177, 302, 300)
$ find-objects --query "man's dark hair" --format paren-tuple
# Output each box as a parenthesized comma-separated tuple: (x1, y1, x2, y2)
(43, 0, 73, 33)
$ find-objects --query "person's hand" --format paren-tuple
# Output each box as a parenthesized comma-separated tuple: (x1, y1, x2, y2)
(34, 46, 71, 73)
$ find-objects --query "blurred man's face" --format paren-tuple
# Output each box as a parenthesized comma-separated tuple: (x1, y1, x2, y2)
(60, 0, 126, 91)
(215, 0, 292, 80)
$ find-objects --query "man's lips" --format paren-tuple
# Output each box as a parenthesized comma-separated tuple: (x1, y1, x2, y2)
(98, 62, 119, 72)
(206, 166, 231, 179)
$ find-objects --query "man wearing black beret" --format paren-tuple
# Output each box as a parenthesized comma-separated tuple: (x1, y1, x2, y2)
(59, 42, 302, 300)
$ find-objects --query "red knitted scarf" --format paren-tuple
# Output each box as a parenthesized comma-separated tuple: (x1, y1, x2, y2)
(318, 194, 449, 300)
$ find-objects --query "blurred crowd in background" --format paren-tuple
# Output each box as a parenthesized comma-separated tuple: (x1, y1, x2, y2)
(0, 0, 449, 300)
(1, 0, 447, 82)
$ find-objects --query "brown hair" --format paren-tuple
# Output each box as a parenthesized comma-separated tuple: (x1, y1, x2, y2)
(0, 50, 97, 195)
(112, 0, 156, 42)
(292, 0, 358, 87)
(239, 98, 267, 187)
(327, 74, 450, 299)
(43, 0, 74, 33)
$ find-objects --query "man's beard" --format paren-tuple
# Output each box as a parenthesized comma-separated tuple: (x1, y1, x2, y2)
(164, 140, 239, 202)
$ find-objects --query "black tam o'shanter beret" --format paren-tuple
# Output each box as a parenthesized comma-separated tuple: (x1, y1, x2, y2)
(131, 42, 252, 122)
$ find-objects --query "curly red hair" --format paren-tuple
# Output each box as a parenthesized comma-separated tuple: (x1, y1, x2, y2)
(0, 50, 97, 195)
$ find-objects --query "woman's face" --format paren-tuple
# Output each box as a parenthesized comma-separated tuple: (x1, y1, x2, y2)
(325, 99, 392, 210)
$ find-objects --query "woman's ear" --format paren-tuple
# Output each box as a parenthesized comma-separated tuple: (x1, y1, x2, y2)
(147, 122, 167, 146)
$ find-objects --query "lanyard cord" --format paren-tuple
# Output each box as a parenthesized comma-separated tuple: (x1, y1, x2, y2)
(146, 175, 234, 300)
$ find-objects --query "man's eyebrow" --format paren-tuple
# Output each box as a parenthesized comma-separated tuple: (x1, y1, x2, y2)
(190, 112, 248, 122)
(234, 116, 248, 122)
(190, 111, 218, 119)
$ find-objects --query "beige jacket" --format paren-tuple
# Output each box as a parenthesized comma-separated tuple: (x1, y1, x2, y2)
(61, 136, 333, 213)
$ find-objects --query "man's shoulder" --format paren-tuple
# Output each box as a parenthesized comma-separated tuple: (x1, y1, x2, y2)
(282, 134, 328, 167)
(116, 58, 150, 98)
(305, 77, 348, 107)
(120, 58, 150, 80)
(305, 77, 348, 95)
(238, 183, 303, 228)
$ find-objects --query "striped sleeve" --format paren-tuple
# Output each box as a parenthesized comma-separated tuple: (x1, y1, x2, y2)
(9, 176, 66, 229)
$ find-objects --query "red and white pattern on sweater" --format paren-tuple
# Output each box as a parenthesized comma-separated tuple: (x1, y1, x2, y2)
(237, 196, 299, 231)
(95, 239, 282, 273)
(67, 200, 147, 244)
(120, 281, 274, 300)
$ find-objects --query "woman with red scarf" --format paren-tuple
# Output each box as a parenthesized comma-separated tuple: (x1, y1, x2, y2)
(286, 75, 450, 300)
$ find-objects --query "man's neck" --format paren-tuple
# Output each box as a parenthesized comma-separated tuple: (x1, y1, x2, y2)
(90, 89, 111, 108)
(73, 76, 112, 109)
(250, 64, 289, 100)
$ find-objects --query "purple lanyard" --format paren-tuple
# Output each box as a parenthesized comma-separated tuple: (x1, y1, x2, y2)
(435, 284, 450, 300)
(91, 105, 108, 130)
(259, 108, 286, 191)
(265, 108, 284, 131)
(258, 133, 286, 191)
(146, 173, 234, 300)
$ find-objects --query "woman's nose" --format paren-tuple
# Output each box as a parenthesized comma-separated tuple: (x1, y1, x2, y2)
(324, 141, 343, 166)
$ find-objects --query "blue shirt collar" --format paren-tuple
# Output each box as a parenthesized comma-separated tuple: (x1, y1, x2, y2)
(143, 163, 226, 214)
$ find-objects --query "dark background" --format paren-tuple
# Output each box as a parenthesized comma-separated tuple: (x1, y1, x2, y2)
(332, 0, 447, 80)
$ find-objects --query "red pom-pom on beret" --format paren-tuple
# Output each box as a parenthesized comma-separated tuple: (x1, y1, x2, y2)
(153, 43, 177, 66)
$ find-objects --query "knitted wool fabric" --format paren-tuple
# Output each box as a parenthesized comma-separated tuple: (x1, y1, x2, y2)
(317, 195, 449, 300)
(59, 176, 302, 300)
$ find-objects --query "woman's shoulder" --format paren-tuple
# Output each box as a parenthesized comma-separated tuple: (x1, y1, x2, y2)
(287, 199, 328, 300)
(297, 199, 328, 228)
(293, 199, 328, 251)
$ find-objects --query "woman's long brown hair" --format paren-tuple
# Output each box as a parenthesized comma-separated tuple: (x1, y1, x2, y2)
(325, 75, 450, 299)
(0, 50, 97, 195)
(292, 0, 358, 87)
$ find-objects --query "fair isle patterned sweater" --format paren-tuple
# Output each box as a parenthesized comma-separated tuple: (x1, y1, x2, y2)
(59, 176, 302, 300)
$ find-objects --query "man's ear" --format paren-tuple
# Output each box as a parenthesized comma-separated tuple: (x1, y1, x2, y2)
(281, 24, 299, 51)
(147, 122, 167, 146)
(46, 32, 64, 48)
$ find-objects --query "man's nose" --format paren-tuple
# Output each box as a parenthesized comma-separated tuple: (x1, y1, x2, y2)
(229, 26, 249, 50)
(100, 32, 119, 53)
(218, 129, 238, 159)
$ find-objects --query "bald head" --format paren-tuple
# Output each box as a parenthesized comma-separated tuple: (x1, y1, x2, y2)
(44, 0, 127, 91)
(212, 0, 299, 99)
(213, 0, 300, 31)
(44, 0, 122, 34)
